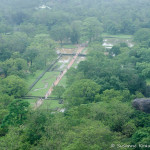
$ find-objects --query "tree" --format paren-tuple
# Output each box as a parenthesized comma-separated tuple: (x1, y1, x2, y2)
(11, 11, 28, 25)
(110, 45, 121, 56)
(104, 20, 121, 34)
(1, 75, 27, 98)
(2, 99, 29, 126)
(131, 127, 150, 146)
(50, 24, 71, 46)
(24, 47, 38, 66)
(70, 21, 82, 44)
(64, 105, 91, 126)
(64, 79, 101, 107)
(25, 34, 56, 69)
(120, 19, 136, 34)
(117, 66, 146, 94)
(66, 68, 85, 87)
(63, 120, 118, 150)
(0, 32, 29, 61)
(95, 89, 131, 103)
(0, 94, 14, 109)
(7, 32, 29, 53)
(19, 23, 48, 36)
(0, 127, 30, 150)
(90, 101, 134, 132)
(52, 86, 65, 99)
(25, 111, 47, 145)
(0, 58, 27, 78)
(122, 121, 137, 138)
(136, 62, 150, 78)
(0, 21, 12, 33)
(82, 17, 103, 42)
(134, 28, 150, 47)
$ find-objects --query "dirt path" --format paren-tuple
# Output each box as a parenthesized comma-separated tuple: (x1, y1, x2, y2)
(34, 46, 85, 109)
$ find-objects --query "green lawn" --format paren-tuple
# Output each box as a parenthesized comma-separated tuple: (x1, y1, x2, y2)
(23, 99, 37, 108)
(58, 75, 67, 87)
(102, 33, 133, 39)
(50, 61, 62, 71)
(26, 70, 43, 88)
(62, 44, 77, 49)
(23, 98, 63, 110)
(39, 100, 63, 110)
(28, 71, 60, 97)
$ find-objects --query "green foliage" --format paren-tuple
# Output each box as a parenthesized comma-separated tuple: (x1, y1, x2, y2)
(0, 94, 13, 109)
(122, 121, 137, 137)
(132, 111, 150, 128)
(0, 58, 28, 78)
(0, 0, 150, 149)
(0, 22, 12, 33)
(90, 101, 134, 132)
(24, 34, 56, 69)
(136, 62, 150, 78)
(0, 32, 29, 61)
(63, 121, 117, 150)
(134, 28, 150, 44)
(1, 75, 27, 98)
(77, 44, 146, 94)
(50, 24, 71, 45)
(52, 86, 65, 98)
(96, 89, 131, 102)
(64, 79, 101, 107)
(110, 45, 121, 56)
(0, 127, 30, 150)
(2, 99, 29, 126)
(70, 21, 82, 44)
(64, 105, 91, 126)
(25, 111, 48, 145)
(88, 42, 105, 52)
(82, 17, 103, 42)
(66, 68, 85, 87)
(132, 127, 150, 146)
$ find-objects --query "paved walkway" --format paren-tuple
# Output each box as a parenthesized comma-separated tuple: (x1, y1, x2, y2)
(34, 46, 84, 109)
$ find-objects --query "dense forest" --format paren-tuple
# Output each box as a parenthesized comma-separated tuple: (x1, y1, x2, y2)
(0, 0, 150, 149)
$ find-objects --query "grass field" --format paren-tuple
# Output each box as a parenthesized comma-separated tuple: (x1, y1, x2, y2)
(28, 71, 60, 97)
(23, 99, 37, 108)
(62, 44, 77, 49)
(102, 33, 133, 39)
(26, 70, 43, 88)
(39, 100, 63, 110)
(23, 98, 63, 110)
(58, 75, 67, 87)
